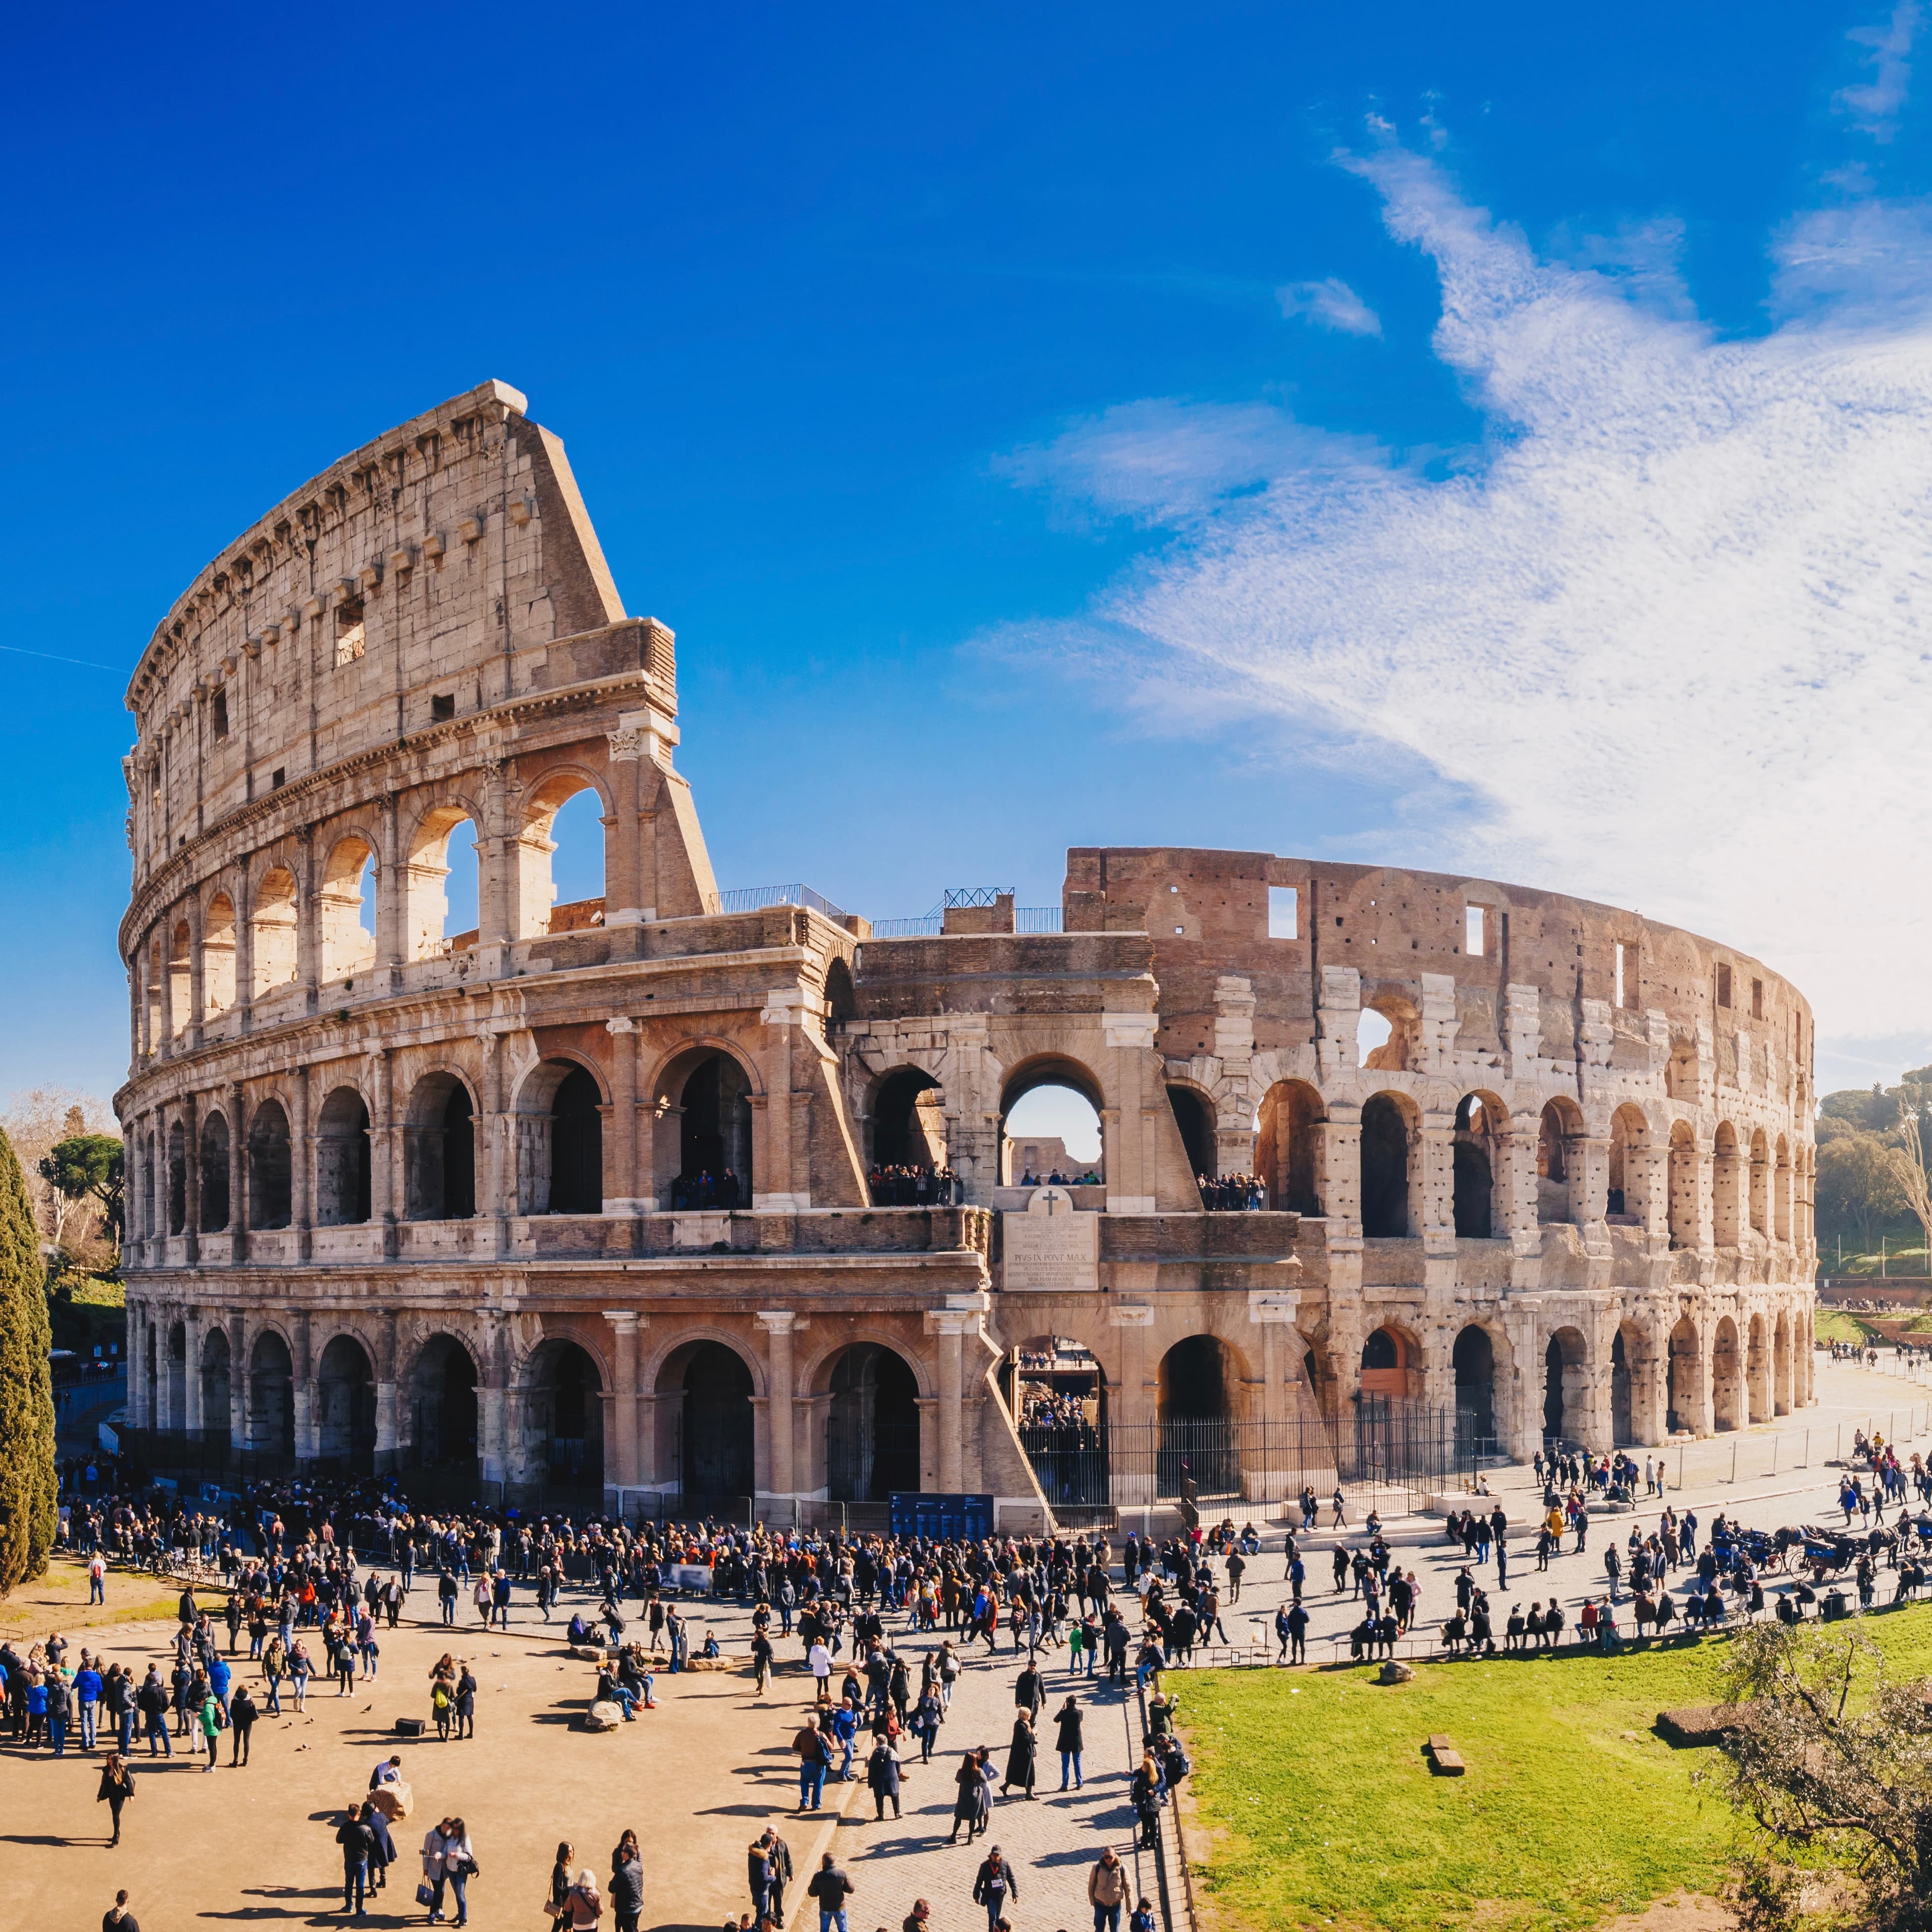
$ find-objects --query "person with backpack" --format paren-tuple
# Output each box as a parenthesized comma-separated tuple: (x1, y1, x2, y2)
(970, 1846, 1018, 1930)
(793, 1714, 832, 1811)
(1088, 1847, 1129, 1932)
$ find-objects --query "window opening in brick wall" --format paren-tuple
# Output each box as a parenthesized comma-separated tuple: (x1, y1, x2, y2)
(1267, 884, 1298, 939)
(1716, 962, 1733, 1008)
(1751, 976, 1764, 1019)
(1465, 905, 1485, 956)
(212, 690, 229, 739)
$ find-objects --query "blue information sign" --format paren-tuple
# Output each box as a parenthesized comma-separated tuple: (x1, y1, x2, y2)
(889, 1492, 994, 1542)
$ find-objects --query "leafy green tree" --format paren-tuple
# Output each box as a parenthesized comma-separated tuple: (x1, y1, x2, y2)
(0, 1128, 56, 1595)
(1814, 1130, 1908, 1249)
(38, 1132, 123, 1243)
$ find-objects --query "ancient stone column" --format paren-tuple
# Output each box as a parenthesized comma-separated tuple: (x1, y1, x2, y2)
(228, 1309, 248, 1450)
(604, 1310, 641, 1490)
(757, 1311, 797, 1500)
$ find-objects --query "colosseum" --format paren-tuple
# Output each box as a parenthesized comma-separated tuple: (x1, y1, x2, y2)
(114, 380, 1819, 1527)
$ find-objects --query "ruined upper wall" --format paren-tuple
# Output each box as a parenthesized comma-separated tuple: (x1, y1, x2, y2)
(122, 381, 662, 878)
(1065, 847, 1814, 1102)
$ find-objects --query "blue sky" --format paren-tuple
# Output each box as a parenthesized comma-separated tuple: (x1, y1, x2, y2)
(6, 3, 1931, 1109)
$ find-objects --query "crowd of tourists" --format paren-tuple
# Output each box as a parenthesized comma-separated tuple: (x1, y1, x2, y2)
(1196, 1172, 1265, 1211)
(668, 1169, 747, 1210)
(865, 1164, 963, 1207)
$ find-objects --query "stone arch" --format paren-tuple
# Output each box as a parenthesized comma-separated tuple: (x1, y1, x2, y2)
(318, 830, 379, 983)
(401, 1331, 481, 1472)
(655, 1336, 757, 1501)
(247, 1326, 295, 1456)
(1360, 1089, 1417, 1237)
(649, 1038, 760, 1207)
(1452, 1321, 1504, 1452)
(202, 890, 237, 1015)
(165, 1317, 187, 1429)
(517, 765, 612, 940)
(403, 1069, 477, 1221)
(1358, 990, 1420, 1072)
(166, 1118, 187, 1235)
(1166, 1081, 1218, 1182)
(1667, 1121, 1699, 1250)
(999, 1053, 1107, 1184)
(1667, 1313, 1703, 1435)
(1537, 1096, 1585, 1225)
(1257, 1078, 1323, 1215)
(1607, 1102, 1649, 1222)
(1611, 1318, 1652, 1445)
(1746, 1310, 1772, 1423)
(866, 1064, 946, 1173)
(247, 1097, 293, 1229)
(521, 1334, 607, 1489)
(1542, 1324, 1590, 1443)
(251, 864, 300, 996)
(167, 917, 191, 1036)
(1360, 1320, 1423, 1401)
(1748, 1128, 1770, 1238)
(315, 1332, 377, 1473)
(197, 1109, 231, 1233)
(1453, 1090, 1505, 1238)
(513, 1056, 605, 1215)
(315, 1084, 372, 1226)
(816, 1340, 922, 1502)
(403, 795, 487, 962)
(1711, 1314, 1744, 1431)
(1711, 1122, 1743, 1247)
(1156, 1333, 1254, 1499)
(199, 1324, 232, 1449)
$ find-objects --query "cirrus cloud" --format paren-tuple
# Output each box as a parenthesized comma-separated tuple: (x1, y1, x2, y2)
(1276, 275, 1383, 335)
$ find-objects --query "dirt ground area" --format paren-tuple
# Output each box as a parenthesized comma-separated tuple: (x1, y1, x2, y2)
(0, 1560, 857, 1932)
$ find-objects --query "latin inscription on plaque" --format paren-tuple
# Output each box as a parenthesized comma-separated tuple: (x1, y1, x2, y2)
(1003, 1186, 1100, 1291)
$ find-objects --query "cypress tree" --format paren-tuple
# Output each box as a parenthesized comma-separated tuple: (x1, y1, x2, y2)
(0, 1127, 56, 1594)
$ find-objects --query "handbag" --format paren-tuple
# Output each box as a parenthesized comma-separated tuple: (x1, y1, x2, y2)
(415, 1884, 436, 1907)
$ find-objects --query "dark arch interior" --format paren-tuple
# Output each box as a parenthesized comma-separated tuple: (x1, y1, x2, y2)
(1360, 1095, 1409, 1237)
(406, 1077, 476, 1221)
(1611, 1327, 1634, 1444)
(826, 1343, 919, 1501)
(680, 1342, 755, 1498)
(316, 1090, 372, 1226)
(248, 1102, 292, 1229)
(549, 1065, 603, 1215)
(167, 1121, 186, 1235)
(679, 1054, 753, 1198)
(1452, 1324, 1495, 1445)
(316, 1335, 376, 1474)
(1361, 1328, 1399, 1370)
(198, 1115, 230, 1233)
(248, 1331, 295, 1457)
(871, 1067, 942, 1169)
(1167, 1086, 1216, 1181)
(1158, 1333, 1232, 1420)
(1258, 1082, 1321, 1214)
(409, 1337, 478, 1469)
(531, 1341, 604, 1487)
(200, 1328, 232, 1447)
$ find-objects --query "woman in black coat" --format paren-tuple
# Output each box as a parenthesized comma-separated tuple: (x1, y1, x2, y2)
(96, 1751, 135, 1846)
(1054, 1696, 1084, 1791)
(1003, 1708, 1037, 1798)
(947, 1752, 982, 1845)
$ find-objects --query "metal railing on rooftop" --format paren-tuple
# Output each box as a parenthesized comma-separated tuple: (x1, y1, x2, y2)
(943, 885, 1014, 908)
(716, 882, 852, 923)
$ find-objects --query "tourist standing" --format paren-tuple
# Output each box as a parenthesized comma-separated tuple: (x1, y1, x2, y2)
(1055, 1695, 1084, 1790)
(1088, 1848, 1128, 1932)
(807, 1852, 854, 1932)
(96, 1752, 135, 1845)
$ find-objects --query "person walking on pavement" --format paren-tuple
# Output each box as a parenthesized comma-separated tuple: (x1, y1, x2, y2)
(949, 1751, 984, 1844)
(1055, 1695, 1084, 1790)
(866, 1734, 903, 1819)
(794, 1714, 832, 1812)
(971, 1846, 1018, 1931)
(96, 1751, 135, 1845)
(807, 1852, 854, 1932)
(1088, 1848, 1129, 1932)
(1002, 1707, 1036, 1799)
(546, 1843, 575, 1932)
(336, 1801, 375, 1921)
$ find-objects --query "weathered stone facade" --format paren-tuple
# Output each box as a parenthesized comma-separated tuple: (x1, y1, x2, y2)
(115, 382, 1817, 1521)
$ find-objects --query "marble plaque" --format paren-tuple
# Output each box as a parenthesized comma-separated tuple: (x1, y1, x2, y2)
(1003, 1185, 1100, 1291)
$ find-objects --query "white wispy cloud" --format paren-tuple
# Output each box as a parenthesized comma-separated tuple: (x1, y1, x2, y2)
(1838, 2, 1921, 143)
(991, 137, 1932, 1053)
(1276, 276, 1383, 336)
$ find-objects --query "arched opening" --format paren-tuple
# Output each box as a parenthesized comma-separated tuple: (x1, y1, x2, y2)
(1773, 1311, 1793, 1415)
(319, 835, 378, 984)
(672, 1052, 753, 1207)
(1774, 1137, 1793, 1244)
(1537, 1099, 1582, 1224)
(315, 1335, 377, 1473)
(1749, 1130, 1770, 1238)
(1359, 1093, 1411, 1237)
(315, 1087, 372, 1226)
(1000, 1059, 1105, 1185)
(1611, 1325, 1635, 1445)
(868, 1066, 946, 1196)
(1359, 1325, 1417, 1401)
(516, 1059, 604, 1215)
(1668, 1122, 1698, 1249)
(1167, 1085, 1216, 1182)
(824, 1343, 919, 1502)
(203, 893, 237, 1015)
(1746, 1313, 1771, 1423)
(166, 1321, 187, 1431)
(200, 1327, 231, 1449)
(404, 1072, 476, 1221)
(141, 1133, 156, 1237)
(248, 1330, 295, 1458)
(406, 1336, 479, 1472)
(198, 1112, 230, 1233)
(168, 920, 191, 1036)
(667, 1340, 755, 1501)
(1711, 1316, 1744, 1432)
(251, 867, 299, 996)
(1452, 1324, 1497, 1455)
(1543, 1327, 1588, 1443)
(1156, 1334, 1242, 1496)
(404, 808, 483, 960)
(1257, 1080, 1322, 1214)
(247, 1100, 292, 1229)
(166, 1119, 187, 1235)
(1712, 1123, 1742, 1247)
(1607, 1105, 1647, 1223)
(1008, 1335, 1107, 1510)
(518, 776, 608, 940)
(1452, 1093, 1497, 1238)
(1667, 1315, 1701, 1434)
(526, 1339, 604, 1489)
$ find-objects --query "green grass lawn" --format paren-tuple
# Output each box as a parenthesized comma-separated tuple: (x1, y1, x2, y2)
(1813, 1308, 1877, 1345)
(1180, 1610, 1932, 1932)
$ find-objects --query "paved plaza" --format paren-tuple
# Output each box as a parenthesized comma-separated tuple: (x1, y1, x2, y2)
(4, 1353, 1930, 1932)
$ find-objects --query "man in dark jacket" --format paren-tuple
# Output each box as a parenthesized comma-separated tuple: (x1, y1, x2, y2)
(759, 1826, 792, 1927)
(609, 1840, 643, 1932)
(971, 1846, 1018, 1929)
(806, 1851, 854, 1932)
(228, 1684, 258, 1765)
(335, 1803, 375, 1919)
